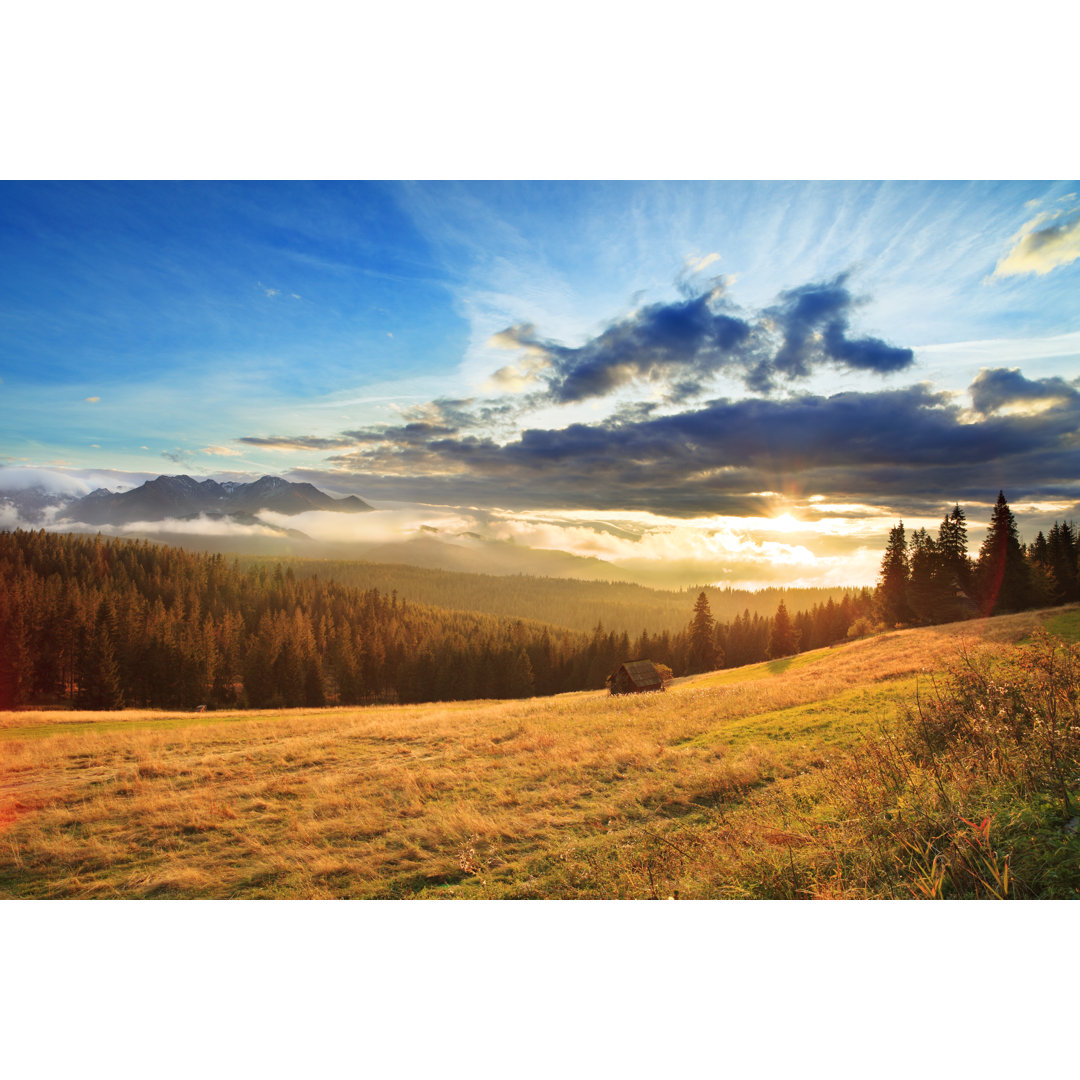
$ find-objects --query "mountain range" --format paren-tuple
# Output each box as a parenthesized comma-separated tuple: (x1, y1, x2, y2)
(59, 474, 372, 525)
(0, 473, 689, 585)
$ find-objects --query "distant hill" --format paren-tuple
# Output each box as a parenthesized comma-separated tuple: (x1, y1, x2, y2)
(353, 533, 622, 581)
(62, 474, 372, 525)
(237, 554, 870, 636)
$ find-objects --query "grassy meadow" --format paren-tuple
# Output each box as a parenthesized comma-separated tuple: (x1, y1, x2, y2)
(3, 606, 1078, 899)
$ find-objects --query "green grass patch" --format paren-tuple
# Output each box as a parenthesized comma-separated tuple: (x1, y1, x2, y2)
(687, 645, 838, 687)
(1042, 607, 1080, 643)
(679, 676, 917, 752)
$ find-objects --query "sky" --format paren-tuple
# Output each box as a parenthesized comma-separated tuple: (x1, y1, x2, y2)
(5, 5, 1076, 1052)
(2, 179, 1079, 588)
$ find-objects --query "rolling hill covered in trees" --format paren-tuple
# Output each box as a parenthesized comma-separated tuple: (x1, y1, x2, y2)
(233, 554, 868, 637)
(0, 530, 873, 710)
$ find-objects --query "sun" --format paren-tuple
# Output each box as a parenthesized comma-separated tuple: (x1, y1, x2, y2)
(768, 512, 803, 534)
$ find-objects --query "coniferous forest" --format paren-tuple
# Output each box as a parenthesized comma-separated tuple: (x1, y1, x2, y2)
(3, 492, 1072, 712)
(0, 529, 874, 710)
(874, 492, 1080, 628)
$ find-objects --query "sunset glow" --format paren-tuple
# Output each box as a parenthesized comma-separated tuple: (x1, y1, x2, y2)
(2, 181, 1078, 588)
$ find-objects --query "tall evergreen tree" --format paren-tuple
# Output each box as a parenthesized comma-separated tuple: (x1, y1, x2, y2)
(687, 591, 718, 673)
(976, 492, 1031, 614)
(876, 522, 911, 626)
(1029, 530, 1049, 566)
(1046, 521, 1079, 602)
(907, 528, 940, 624)
(937, 505, 970, 583)
(767, 599, 800, 659)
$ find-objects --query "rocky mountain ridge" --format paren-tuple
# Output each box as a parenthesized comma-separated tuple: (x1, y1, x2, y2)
(1, 474, 372, 526)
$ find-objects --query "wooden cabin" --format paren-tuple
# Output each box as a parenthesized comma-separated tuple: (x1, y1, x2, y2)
(607, 659, 666, 695)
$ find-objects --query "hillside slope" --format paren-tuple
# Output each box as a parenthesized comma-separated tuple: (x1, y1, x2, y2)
(2, 606, 1077, 899)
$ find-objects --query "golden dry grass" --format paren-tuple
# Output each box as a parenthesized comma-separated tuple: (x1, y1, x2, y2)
(0, 607, 1067, 899)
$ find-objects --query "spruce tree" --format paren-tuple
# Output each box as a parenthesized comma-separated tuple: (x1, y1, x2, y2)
(939, 505, 969, 574)
(767, 599, 800, 659)
(1047, 521, 1079, 602)
(1030, 530, 1049, 566)
(876, 521, 911, 626)
(907, 528, 939, 624)
(976, 492, 1031, 614)
(687, 591, 718, 673)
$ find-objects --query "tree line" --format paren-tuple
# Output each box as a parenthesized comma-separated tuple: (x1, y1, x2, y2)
(875, 492, 1080, 627)
(1, 529, 878, 710)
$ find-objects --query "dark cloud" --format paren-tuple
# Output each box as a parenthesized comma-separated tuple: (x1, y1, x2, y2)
(762, 274, 914, 388)
(339, 397, 521, 451)
(341, 422, 458, 445)
(493, 273, 914, 403)
(500, 284, 755, 404)
(969, 367, 1080, 416)
(313, 376, 1080, 517)
(239, 435, 357, 451)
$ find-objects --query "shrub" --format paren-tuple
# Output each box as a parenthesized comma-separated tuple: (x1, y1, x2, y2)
(846, 617, 877, 640)
(862, 629, 1080, 897)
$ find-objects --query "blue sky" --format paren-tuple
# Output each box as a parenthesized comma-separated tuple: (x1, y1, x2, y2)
(3, 180, 1079, 586)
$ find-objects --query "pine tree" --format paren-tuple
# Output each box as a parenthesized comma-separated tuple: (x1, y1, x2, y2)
(876, 522, 911, 626)
(933, 504, 972, 622)
(0, 586, 31, 708)
(938, 505, 970, 585)
(907, 528, 939, 624)
(767, 599, 800, 659)
(1046, 521, 1079, 602)
(687, 591, 718, 673)
(76, 604, 125, 710)
(1030, 530, 1049, 566)
(976, 492, 1031, 614)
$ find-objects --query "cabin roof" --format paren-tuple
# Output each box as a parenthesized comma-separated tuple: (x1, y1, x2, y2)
(615, 660, 664, 688)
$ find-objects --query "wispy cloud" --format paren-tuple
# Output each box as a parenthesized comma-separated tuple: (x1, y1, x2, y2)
(0, 466, 146, 495)
(675, 251, 724, 296)
(992, 199, 1080, 278)
(238, 435, 357, 452)
(201, 445, 242, 456)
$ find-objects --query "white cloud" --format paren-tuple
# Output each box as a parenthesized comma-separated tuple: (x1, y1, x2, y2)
(482, 507, 906, 587)
(56, 515, 283, 540)
(257, 505, 479, 544)
(0, 466, 147, 495)
(485, 363, 542, 393)
(683, 251, 721, 276)
(992, 204, 1080, 278)
(201, 445, 241, 456)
